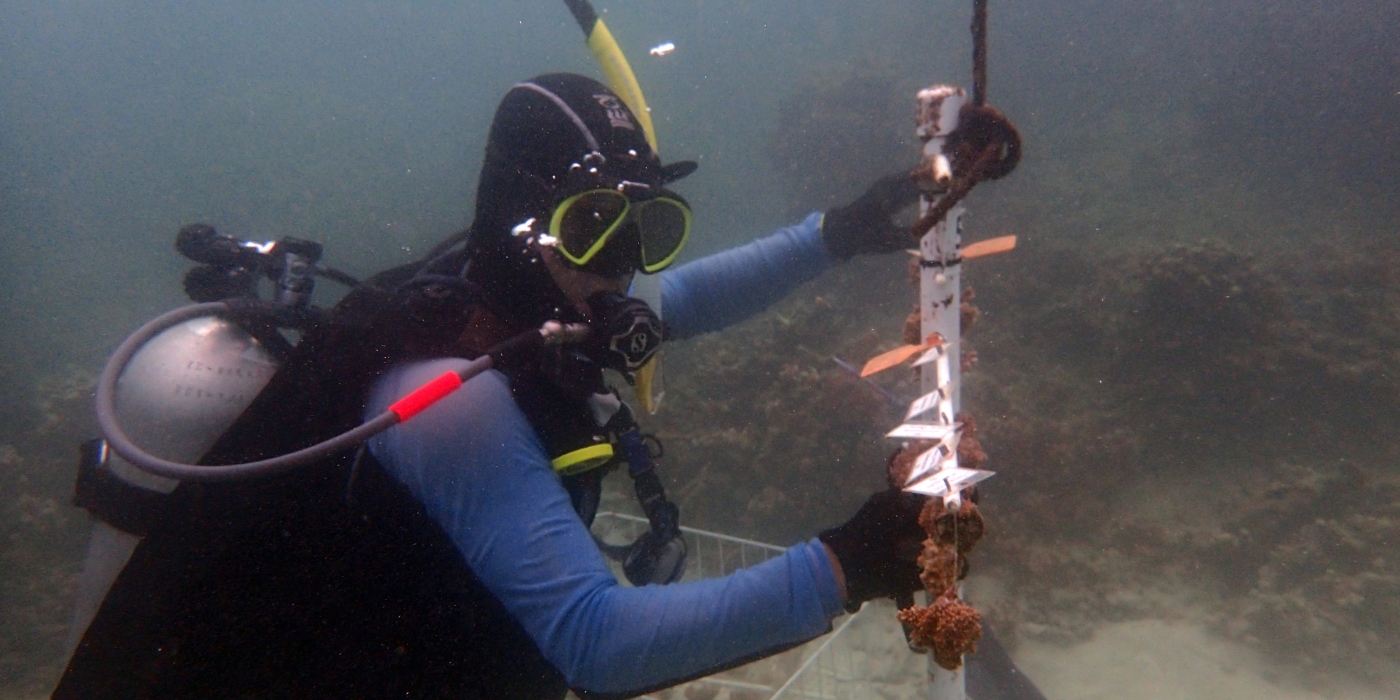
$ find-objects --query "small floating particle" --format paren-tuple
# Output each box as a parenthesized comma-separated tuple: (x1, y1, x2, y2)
(649, 42, 675, 57)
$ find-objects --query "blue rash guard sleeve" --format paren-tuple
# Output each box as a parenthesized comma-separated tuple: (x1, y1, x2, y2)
(367, 359, 845, 695)
(659, 212, 832, 340)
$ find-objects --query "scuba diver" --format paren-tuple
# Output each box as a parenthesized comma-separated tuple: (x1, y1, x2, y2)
(56, 73, 936, 699)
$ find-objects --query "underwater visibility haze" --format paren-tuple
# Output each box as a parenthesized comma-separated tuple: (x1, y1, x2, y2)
(2, 0, 1398, 697)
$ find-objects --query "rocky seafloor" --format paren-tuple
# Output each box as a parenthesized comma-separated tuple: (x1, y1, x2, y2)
(647, 234, 1400, 694)
(0, 371, 98, 698)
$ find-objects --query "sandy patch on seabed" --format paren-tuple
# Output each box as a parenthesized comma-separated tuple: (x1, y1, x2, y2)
(1015, 619, 1400, 700)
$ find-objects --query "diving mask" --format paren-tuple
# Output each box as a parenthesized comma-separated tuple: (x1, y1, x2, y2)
(548, 183, 691, 274)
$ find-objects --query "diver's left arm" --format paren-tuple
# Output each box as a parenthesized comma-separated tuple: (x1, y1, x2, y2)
(658, 213, 831, 339)
(367, 359, 846, 696)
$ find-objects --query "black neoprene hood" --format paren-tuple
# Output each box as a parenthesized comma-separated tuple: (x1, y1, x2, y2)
(465, 73, 692, 328)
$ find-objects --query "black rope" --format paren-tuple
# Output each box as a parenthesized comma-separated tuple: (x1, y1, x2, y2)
(908, 0, 1020, 241)
(972, 0, 989, 107)
(910, 134, 1014, 240)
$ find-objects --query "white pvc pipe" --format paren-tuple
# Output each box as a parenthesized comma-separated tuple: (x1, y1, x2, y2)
(916, 85, 968, 700)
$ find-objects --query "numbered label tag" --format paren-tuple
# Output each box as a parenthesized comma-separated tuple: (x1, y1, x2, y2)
(905, 467, 995, 498)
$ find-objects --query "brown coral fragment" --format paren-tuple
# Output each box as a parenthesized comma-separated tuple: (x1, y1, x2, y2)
(903, 307, 923, 346)
(918, 539, 960, 593)
(960, 304, 980, 333)
(897, 589, 983, 670)
(886, 440, 937, 490)
(961, 349, 980, 373)
(919, 498, 986, 559)
(961, 287, 980, 334)
(955, 413, 988, 472)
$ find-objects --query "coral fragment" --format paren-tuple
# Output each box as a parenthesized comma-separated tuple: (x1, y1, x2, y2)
(898, 588, 983, 670)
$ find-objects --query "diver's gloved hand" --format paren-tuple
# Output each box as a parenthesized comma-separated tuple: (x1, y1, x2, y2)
(819, 488, 928, 613)
(821, 172, 921, 260)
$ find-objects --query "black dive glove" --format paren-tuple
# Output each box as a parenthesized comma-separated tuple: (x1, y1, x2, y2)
(819, 489, 928, 613)
(821, 172, 921, 260)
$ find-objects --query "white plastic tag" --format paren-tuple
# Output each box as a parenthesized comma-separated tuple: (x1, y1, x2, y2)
(887, 423, 958, 440)
(905, 467, 995, 498)
(911, 345, 945, 367)
(905, 388, 950, 421)
(904, 430, 964, 486)
(906, 445, 952, 486)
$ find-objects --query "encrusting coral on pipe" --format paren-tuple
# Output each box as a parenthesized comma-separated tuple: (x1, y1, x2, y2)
(894, 470, 986, 670)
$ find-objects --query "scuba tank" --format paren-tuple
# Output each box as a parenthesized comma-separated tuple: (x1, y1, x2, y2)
(92, 225, 321, 484)
(67, 315, 277, 654)
(67, 227, 339, 652)
(108, 315, 279, 469)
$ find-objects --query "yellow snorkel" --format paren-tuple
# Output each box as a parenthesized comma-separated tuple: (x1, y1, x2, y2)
(563, 0, 666, 412)
(563, 0, 658, 151)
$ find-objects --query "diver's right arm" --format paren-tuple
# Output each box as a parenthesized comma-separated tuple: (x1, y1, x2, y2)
(657, 173, 920, 339)
(366, 358, 846, 696)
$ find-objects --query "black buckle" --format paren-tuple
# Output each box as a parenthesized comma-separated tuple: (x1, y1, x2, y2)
(72, 439, 171, 537)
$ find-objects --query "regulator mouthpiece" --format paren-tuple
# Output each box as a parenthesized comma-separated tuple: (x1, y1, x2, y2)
(584, 290, 663, 374)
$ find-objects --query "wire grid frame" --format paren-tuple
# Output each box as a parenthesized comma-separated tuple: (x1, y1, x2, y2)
(590, 512, 926, 700)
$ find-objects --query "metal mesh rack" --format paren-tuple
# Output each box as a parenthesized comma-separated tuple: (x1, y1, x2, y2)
(590, 512, 926, 700)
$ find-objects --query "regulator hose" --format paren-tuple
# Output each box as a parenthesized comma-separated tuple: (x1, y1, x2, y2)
(94, 302, 567, 482)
